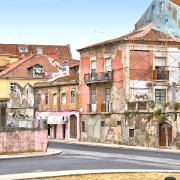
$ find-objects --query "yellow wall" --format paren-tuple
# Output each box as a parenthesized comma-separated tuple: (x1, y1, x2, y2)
(0, 79, 9, 98)
(0, 78, 47, 99)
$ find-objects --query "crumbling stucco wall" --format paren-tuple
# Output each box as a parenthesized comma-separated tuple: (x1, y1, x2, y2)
(81, 114, 122, 144)
(0, 129, 48, 154)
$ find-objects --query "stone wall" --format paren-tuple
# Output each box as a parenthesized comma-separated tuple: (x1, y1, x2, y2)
(0, 129, 48, 154)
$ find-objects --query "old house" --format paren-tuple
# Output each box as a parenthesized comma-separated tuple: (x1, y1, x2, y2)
(0, 52, 77, 128)
(8, 83, 34, 127)
(135, 0, 180, 36)
(77, 20, 180, 149)
(34, 60, 80, 140)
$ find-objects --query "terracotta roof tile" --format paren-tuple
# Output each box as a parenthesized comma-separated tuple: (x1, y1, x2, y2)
(77, 22, 180, 51)
(170, 0, 180, 6)
(0, 54, 79, 79)
(0, 44, 72, 59)
(0, 55, 58, 78)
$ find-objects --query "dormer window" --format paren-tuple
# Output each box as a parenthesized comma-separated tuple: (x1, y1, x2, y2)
(19, 46, 28, 52)
(35, 47, 43, 54)
(28, 64, 43, 78)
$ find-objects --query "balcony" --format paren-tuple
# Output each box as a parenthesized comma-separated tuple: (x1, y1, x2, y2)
(153, 70, 169, 80)
(101, 102, 112, 113)
(127, 101, 147, 111)
(84, 71, 113, 85)
(87, 103, 112, 113)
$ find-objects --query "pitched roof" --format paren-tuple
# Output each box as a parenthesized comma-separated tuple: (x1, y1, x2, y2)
(0, 55, 59, 78)
(0, 44, 72, 59)
(77, 22, 180, 51)
(56, 69, 79, 82)
(170, 0, 180, 6)
(0, 54, 79, 79)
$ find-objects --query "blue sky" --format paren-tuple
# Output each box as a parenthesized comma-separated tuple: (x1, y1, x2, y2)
(0, 0, 152, 59)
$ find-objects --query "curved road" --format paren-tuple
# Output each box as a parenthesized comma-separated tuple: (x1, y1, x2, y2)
(0, 142, 180, 175)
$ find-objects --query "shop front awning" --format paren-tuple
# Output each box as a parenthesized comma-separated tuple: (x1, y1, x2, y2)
(47, 115, 66, 124)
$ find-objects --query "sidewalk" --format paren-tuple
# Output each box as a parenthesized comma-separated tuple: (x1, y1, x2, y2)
(49, 139, 180, 154)
(0, 148, 62, 160)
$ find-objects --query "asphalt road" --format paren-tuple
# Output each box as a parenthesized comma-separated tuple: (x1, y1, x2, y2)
(0, 142, 180, 175)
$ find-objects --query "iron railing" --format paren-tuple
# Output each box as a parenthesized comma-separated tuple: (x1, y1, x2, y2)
(84, 71, 113, 84)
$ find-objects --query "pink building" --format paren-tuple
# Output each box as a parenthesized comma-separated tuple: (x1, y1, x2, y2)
(34, 61, 80, 140)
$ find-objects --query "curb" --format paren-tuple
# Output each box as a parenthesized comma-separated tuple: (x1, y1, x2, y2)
(0, 148, 62, 160)
(48, 140, 180, 154)
(0, 169, 180, 180)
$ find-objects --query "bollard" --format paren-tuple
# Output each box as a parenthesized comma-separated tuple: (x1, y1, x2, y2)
(164, 176, 176, 180)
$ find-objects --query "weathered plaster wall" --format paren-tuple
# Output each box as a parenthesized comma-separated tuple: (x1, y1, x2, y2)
(135, 0, 180, 36)
(0, 129, 48, 154)
(7, 83, 34, 127)
(81, 114, 122, 144)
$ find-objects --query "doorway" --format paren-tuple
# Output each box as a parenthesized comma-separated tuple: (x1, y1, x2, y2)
(159, 123, 172, 147)
(70, 115, 77, 138)
(0, 107, 6, 126)
(62, 124, 66, 139)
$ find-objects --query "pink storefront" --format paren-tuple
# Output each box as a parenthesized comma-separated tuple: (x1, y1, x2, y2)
(35, 111, 80, 140)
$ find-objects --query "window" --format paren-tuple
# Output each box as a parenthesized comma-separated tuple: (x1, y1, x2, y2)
(19, 46, 28, 52)
(129, 129, 134, 137)
(105, 88, 111, 112)
(10, 82, 16, 91)
(71, 91, 75, 104)
(155, 89, 166, 103)
(62, 93, 66, 104)
(101, 121, 105, 127)
(37, 93, 41, 104)
(45, 93, 49, 104)
(91, 89, 96, 104)
(35, 47, 43, 54)
(152, 5, 155, 14)
(117, 121, 121, 126)
(105, 57, 111, 71)
(165, 19, 168, 24)
(160, 2, 164, 12)
(34, 68, 42, 77)
(82, 121, 85, 132)
(91, 60, 96, 75)
(53, 94, 57, 105)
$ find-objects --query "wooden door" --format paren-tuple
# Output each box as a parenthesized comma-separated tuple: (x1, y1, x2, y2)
(70, 115, 77, 138)
(160, 127, 166, 146)
(159, 123, 172, 147)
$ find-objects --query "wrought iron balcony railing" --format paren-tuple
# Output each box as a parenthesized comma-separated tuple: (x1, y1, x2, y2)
(84, 71, 113, 84)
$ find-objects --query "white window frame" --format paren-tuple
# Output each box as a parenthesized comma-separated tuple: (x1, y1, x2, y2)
(155, 88, 166, 103)
(61, 92, 66, 104)
(160, 2, 164, 12)
(45, 92, 49, 105)
(53, 94, 57, 105)
(104, 55, 111, 72)
(19, 46, 28, 52)
(70, 90, 75, 104)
